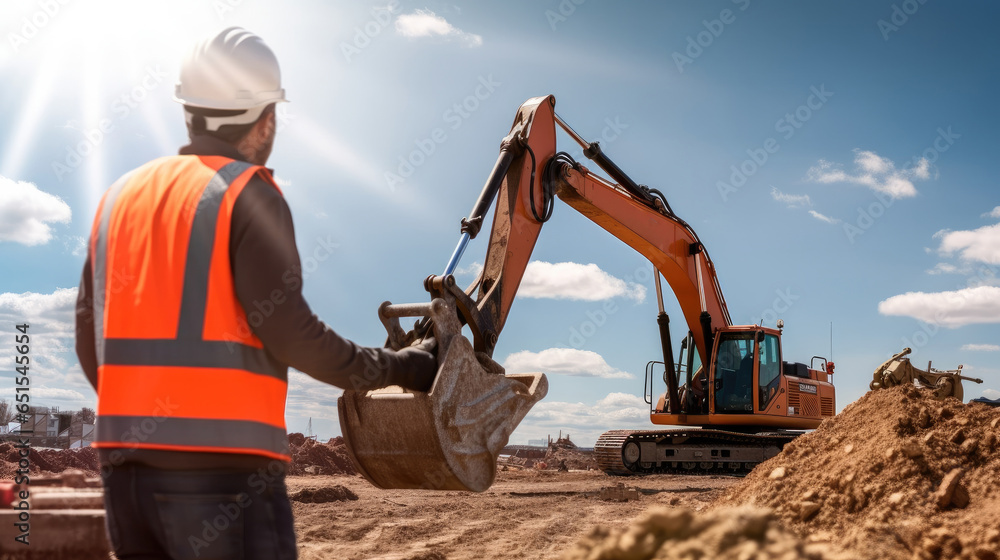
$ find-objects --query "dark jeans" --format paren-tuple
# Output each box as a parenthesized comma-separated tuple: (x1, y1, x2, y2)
(102, 463, 297, 559)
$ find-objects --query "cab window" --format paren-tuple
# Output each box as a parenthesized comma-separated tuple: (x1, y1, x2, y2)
(758, 333, 781, 410)
(714, 332, 754, 413)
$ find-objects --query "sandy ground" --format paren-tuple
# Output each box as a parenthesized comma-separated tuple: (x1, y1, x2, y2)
(289, 469, 742, 560)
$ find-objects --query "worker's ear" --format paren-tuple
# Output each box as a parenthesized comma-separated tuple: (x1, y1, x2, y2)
(238, 106, 278, 165)
(252, 107, 276, 139)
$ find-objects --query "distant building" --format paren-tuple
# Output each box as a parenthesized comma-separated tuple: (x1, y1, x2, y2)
(16, 406, 94, 449)
(527, 438, 548, 447)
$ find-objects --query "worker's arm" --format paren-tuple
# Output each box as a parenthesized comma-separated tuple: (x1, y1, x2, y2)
(230, 176, 436, 392)
(75, 256, 99, 391)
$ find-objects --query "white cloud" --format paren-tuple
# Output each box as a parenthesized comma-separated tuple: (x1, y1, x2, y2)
(455, 261, 483, 277)
(0, 176, 72, 245)
(770, 187, 812, 208)
(983, 388, 1000, 400)
(935, 223, 1000, 265)
(63, 235, 87, 257)
(927, 263, 962, 275)
(961, 344, 1000, 352)
(0, 287, 78, 321)
(878, 286, 1000, 328)
(503, 348, 634, 379)
(32, 387, 87, 401)
(512, 392, 650, 446)
(982, 206, 1000, 219)
(806, 149, 929, 199)
(284, 369, 344, 425)
(519, 261, 646, 302)
(0, 288, 93, 410)
(395, 10, 483, 47)
(808, 210, 840, 224)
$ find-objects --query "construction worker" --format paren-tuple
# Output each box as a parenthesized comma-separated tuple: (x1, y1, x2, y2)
(74, 27, 436, 559)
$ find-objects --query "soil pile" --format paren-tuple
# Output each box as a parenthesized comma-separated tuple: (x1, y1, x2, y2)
(562, 506, 844, 560)
(289, 485, 358, 503)
(288, 434, 357, 476)
(545, 447, 598, 471)
(716, 385, 1000, 559)
(541, 434, 598, 470)
(0, 443, 99, 478)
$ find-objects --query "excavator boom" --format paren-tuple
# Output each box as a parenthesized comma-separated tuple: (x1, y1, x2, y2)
(453, 96, 731, 365)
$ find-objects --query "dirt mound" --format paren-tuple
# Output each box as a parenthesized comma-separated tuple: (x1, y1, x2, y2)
(545, 447, 597, 471)
(563, 506, 845, 559)
(288, 434, 357, 476)
(716, 385, 1000, 559)
(0, 443, 99, 479)
(289, 485, 359, 503)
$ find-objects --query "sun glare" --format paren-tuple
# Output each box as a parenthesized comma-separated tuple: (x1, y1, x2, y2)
(1, 0, 232, 214)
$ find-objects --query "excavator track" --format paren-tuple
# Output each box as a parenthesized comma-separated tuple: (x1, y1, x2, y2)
(595, 428, 800, 476)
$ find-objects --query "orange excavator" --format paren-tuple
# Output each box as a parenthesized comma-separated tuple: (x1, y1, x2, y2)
(338, 95, 836, 491)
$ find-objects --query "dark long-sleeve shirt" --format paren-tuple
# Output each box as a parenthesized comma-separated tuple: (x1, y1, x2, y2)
(75, 135, 433, 469)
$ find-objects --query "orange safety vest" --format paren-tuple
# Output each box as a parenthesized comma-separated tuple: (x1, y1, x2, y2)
(89, 155, 290, 461)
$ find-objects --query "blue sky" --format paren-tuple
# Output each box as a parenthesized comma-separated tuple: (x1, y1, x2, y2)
(1, 1, 998, 445)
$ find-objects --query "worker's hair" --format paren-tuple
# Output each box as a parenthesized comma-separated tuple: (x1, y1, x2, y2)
(184, 104, 276, 145)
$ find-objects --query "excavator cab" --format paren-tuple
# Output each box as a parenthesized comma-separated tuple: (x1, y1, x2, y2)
(709, 328, 784, 415)
(653, 323, 833, 428)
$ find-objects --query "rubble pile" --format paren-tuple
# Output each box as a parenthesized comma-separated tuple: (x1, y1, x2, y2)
(288, 433, 357, 476)
(0, 433, 358, 480)
(545, 434, 598, 471)
(717, 385, 1000, 559)
(0, 443, 99, 478)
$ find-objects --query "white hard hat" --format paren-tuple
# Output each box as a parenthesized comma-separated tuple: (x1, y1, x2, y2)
(174, 27, 288, 129)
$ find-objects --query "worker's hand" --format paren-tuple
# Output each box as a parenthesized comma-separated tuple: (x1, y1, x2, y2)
(392, 338, 438, 392)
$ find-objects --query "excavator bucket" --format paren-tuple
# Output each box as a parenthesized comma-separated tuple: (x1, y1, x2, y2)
(337, 295, 548, 492)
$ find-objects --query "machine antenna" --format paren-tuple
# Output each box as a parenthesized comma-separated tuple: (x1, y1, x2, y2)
(830, 322, 834, 361)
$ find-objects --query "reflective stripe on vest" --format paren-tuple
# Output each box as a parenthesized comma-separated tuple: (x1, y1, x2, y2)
(92, 157, 290, 461)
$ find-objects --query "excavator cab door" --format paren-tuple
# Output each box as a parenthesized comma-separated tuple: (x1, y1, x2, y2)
(711, 331, 757, 414)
